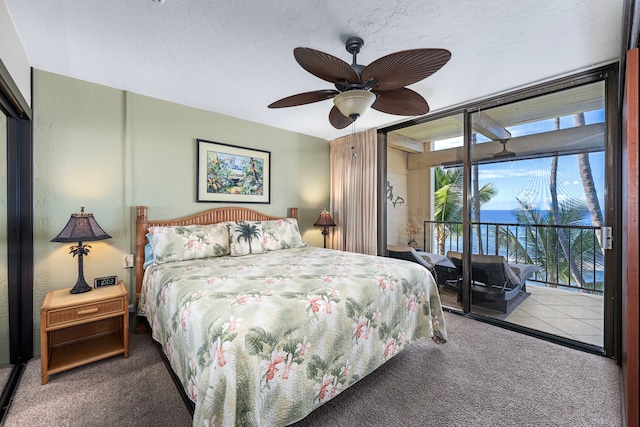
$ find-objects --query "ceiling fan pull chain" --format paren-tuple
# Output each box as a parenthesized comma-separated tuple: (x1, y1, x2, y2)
(351, 121, 357, 158)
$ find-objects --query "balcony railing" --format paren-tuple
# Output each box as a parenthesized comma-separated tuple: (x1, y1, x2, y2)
(422, 220, 604, 295)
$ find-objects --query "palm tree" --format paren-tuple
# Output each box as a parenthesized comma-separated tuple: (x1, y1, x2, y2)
(573, 113, 604, 248)
(471, 134, 484, 254)
(241, 158, 264, 195)
(549, 118, 586, 287)
(550, 155, 587, 287)
(471, 163, 483, 253)
(434, 167, 463, 254)
(471, 164, 497, 255)
(433, 166, 496, 254)
(235, 223, 262, 253)
(499, 196, 603, 292)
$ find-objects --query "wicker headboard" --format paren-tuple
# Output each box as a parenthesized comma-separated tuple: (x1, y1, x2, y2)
(134, 205, 297, 332)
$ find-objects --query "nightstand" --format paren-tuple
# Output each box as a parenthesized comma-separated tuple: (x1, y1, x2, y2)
(40, 281, 129, 384)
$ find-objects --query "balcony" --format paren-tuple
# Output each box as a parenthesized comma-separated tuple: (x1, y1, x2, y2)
(422, 220, 604, 294)
(420, 220, 605, 347)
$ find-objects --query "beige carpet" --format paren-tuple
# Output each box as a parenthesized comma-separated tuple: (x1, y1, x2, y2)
(3, 333, 191, 427)
(0, 366, 11, 391)
(2, 312, 621, 427)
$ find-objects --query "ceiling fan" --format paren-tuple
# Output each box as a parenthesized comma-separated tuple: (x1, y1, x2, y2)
(491, 139, 516, 159)
(268, 37, 451, 129)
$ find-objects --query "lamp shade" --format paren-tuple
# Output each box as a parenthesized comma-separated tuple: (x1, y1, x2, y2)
(314, 209, 336, 227)
(51, 207, 111, 294)
(51, 207, 112, 243)
(314, 209, 336, 249)
(333, 90, 376, 119)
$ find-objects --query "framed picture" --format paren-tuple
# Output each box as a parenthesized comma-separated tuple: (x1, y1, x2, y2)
(196, 139, 271, 203)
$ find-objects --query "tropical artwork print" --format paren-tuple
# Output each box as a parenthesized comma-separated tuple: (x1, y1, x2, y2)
(196, 139, 270, 203)
(207, 150, 264, 196)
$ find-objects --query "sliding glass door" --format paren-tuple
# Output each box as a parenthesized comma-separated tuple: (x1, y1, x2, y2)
(384, 66, 617, 356)
(467, 82, 607, 348)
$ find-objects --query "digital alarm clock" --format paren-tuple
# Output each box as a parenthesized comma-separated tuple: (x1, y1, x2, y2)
(94, 275, 118, 288)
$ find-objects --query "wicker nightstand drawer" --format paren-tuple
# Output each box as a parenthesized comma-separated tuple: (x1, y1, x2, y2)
(47, 298, 124, 327)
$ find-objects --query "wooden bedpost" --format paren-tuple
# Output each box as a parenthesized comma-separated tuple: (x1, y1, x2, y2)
(289, 207, 297, 219)
(135, 206, 149, 334)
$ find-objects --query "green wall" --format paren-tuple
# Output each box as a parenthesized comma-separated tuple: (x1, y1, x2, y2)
(32, 70, 330, 355)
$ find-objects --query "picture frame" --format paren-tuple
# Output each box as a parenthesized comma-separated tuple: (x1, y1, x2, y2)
(196, 139, 271, 203)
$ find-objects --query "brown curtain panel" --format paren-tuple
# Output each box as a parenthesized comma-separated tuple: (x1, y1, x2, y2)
(329, 128, 377, 255)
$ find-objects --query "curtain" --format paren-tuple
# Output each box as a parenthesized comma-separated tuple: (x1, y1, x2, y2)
(329, 128, 377, 255)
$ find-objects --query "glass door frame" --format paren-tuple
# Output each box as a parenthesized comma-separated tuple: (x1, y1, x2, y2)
(380, 63, 620, 359)
(0, 59, 33, 420)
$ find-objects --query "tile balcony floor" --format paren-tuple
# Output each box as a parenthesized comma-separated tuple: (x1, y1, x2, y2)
(502, 284, 604, 347)
(440, 283, 604, 347)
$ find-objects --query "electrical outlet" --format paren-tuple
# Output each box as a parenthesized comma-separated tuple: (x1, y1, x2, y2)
(123, 254, 134, 268)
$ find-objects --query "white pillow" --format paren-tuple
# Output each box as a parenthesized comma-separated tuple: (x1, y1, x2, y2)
(148, 223, 230, 264)
(260, 218, 306, 251)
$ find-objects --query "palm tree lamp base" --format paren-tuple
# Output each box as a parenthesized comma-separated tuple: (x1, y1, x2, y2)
(70, 253, 92, 294)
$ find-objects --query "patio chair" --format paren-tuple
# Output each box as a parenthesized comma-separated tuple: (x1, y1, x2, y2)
(415, 251, 458, 287)
(446, 251, 527, 313)
(445, 251, 488, 287)
(387, 245, 438, 284)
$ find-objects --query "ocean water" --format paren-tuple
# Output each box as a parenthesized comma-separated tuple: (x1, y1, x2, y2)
(478, 209, 518, 224)
(434, 209, 600, 252)
(478, 209, 599, 226)
(431, 209, 605, 285)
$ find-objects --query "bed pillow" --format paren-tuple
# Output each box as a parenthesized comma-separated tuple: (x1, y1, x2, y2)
(260, 218, 306, 251)
(230, 222, 265, 256)
(143, 233, 155, 269)
(148, 223, 230, 264)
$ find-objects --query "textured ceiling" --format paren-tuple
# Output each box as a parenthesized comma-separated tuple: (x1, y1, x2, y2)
(4, 0, 623, 140)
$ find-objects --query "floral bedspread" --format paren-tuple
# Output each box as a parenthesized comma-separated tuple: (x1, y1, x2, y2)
(138, 247, 446, 427)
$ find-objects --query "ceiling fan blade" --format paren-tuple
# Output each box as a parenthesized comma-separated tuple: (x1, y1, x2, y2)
(329, 106, 355, 129)
(371, 88, 430, 116)
(362, 48, 451, 91)
(268, 89, 339, 108)
(493, 149, 516, 159)
(294, 47, 360, 85)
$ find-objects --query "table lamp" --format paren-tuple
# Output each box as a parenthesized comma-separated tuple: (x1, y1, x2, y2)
(51, 207, 112, 294)
(313, 209, 336, 249)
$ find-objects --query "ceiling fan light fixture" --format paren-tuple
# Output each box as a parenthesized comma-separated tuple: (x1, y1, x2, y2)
(333, 90, 376, 119)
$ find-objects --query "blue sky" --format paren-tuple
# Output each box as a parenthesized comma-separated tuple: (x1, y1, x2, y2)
(480, 109, 605, 211)
(435, 109, 606, 212)
(478, 151, 605, 211)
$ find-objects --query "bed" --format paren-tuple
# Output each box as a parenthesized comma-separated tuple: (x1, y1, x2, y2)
(135, 205, 447, 427)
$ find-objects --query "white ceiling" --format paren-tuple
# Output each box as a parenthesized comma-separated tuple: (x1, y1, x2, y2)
(4, 0, 623, 141)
